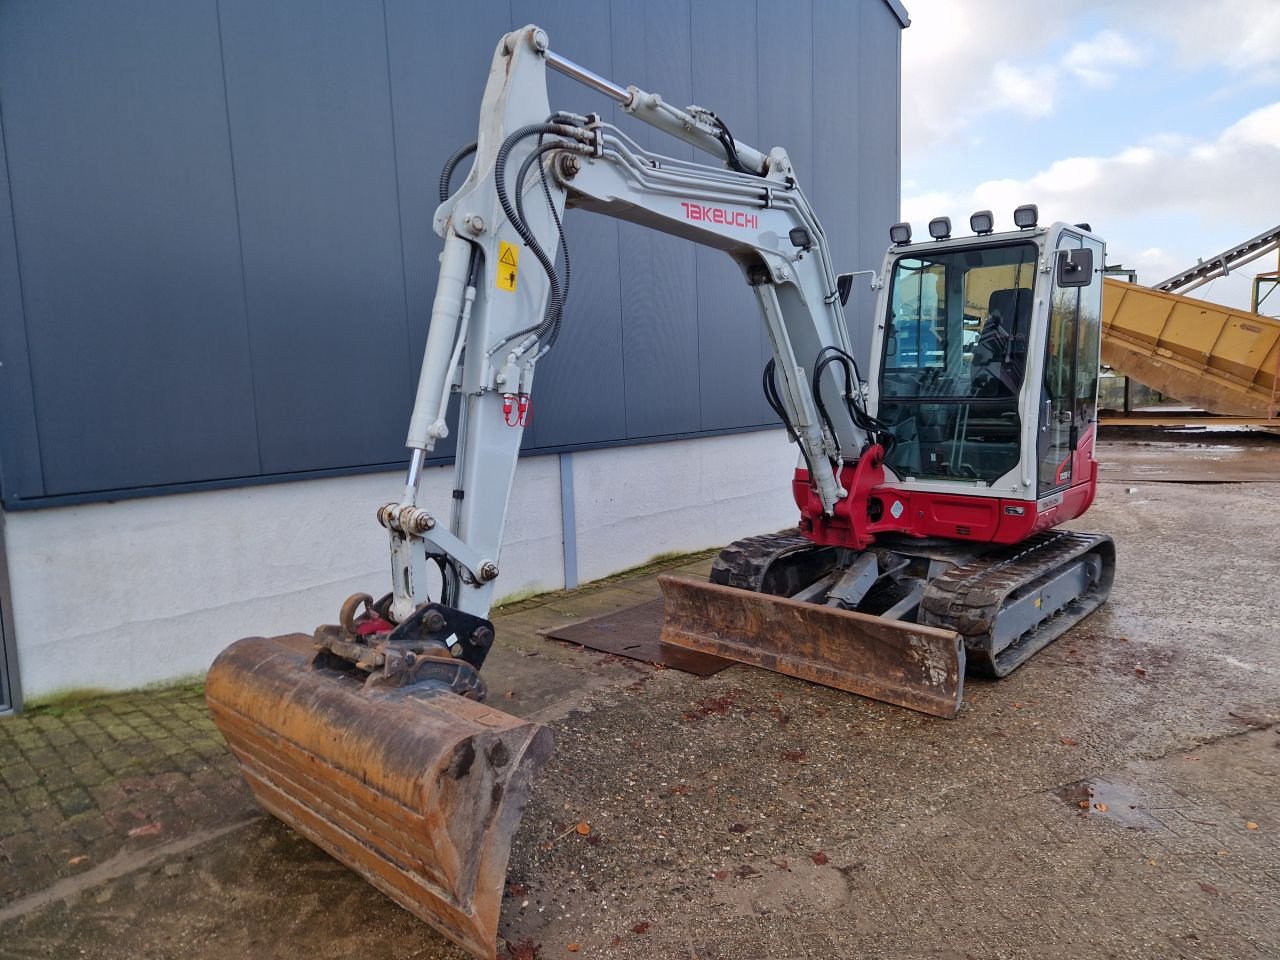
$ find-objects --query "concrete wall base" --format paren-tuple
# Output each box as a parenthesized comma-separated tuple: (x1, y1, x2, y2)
(4, 430, 798, 698)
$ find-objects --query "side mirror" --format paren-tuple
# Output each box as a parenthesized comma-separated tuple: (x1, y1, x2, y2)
(1056, 247, 1094, 288)
(836, 272, 854, 306)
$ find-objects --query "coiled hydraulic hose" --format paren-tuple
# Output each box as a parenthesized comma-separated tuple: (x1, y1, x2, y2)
(439, 141, 478, 203)
(492, 121, 580, 352)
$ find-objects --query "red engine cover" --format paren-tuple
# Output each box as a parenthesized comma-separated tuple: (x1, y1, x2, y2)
(793, 436, 1098, 549)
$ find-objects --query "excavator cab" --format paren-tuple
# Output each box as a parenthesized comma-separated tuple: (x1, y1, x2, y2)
(872, 214, 1105, 505)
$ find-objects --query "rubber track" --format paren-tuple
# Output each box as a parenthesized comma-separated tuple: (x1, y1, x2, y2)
(920, 529, 1115, 677)
(710, 529, 815, 592)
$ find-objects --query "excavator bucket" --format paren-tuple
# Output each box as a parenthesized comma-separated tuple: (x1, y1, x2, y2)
(658, 574, 965, 718)
(206, 634, 552, 960)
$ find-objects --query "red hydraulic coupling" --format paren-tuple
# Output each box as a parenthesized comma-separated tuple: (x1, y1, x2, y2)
(517, 394, 531, 426)
(503, 393, 518, 426)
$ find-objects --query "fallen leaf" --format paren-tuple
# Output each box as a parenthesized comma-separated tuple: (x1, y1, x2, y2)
(1059, 736, 1079, 746)
(771, 859, 790, 871)
(1078, 800, 1090, 809)
(67, 856, 88, 866)
(711, 869, 728, 881)
(1199, 882, 1218, 895)
(728, 823, 748, 834)
(127, 823, 162, 838)
(668, 784, 690, 796)
(505, 690, 516, 699)
(609, 936, 623, 948)
(781, 749, 807, 763)
(1013, 702, 1026, 709)
(1146, 858, 1158, 866)
(1134, 666, 1147, 677)
(735, 864, 761, 879)
(568, 944, 580, 953)
(575, 822, 591, 836)
(810, 851, 829, 866)
(1246, 821, 1259, 831)
(505, 939, 541, 960)
(507, 882, 529, 897)
(632, 921, 651, 935)
(1094, 802, 1109, 812)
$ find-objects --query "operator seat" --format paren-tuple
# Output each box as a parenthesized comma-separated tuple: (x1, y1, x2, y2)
(971, 287, 1032, 393)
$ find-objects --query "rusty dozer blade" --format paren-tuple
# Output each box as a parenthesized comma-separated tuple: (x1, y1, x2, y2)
(658, 574, 965, 718)
(206, 634, 552, 960)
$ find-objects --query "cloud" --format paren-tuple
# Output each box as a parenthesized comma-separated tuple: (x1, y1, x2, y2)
(902, 0, 1277, 153)
(1139, 0, 1280, 72)
(1062, 30, 1146, 88)
(901, 100, 1280, 304)
(988, 62, 1057, 117)
(901, 1, 1065, 155)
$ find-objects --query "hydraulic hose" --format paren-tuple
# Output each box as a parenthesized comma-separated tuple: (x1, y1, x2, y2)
(513, 138, 572, 347)
(493, 121, 579, 352)
(439, 142, 478, 203)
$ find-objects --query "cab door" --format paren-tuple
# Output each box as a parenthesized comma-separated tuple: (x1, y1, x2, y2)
(1037, 232, 1102, 496)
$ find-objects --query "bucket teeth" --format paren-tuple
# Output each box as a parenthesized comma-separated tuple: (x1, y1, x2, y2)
(658, 574, 965, 718)
(207, 634, 552, 960)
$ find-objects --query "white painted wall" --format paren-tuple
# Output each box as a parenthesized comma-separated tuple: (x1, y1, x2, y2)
(3, 429, 798, 699)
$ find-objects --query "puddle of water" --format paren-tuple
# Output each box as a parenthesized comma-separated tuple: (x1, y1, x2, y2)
(1054, 778, 1169, 831)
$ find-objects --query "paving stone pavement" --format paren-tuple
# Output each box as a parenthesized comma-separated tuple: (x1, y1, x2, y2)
(0, 684, 255, 908)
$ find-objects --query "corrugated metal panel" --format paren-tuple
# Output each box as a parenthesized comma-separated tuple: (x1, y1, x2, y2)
(217, 0, 411, 473)
(0, 0, 261, 497)
(0, 0, 903, 507)
(0, 97, 43, 502)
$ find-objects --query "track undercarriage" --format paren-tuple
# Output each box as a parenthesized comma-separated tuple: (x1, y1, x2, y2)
(659, 527, 1114, 712)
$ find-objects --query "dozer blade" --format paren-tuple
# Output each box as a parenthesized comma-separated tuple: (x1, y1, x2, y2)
(206, 634, 553, 960)
(658, 574, 965, 718)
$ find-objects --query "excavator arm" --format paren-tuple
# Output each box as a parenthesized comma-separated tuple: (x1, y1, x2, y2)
(387, 24, 879, 634)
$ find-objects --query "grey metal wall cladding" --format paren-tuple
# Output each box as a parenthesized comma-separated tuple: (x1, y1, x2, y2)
(0, 0, 904, 507)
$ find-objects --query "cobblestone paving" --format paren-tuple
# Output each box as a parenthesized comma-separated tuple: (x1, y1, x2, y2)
(0, 685, 254, 908)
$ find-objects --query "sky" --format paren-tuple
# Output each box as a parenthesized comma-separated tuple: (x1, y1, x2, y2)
(898, 0, 1280, 312)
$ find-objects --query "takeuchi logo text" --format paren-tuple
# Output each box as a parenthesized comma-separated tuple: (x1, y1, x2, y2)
(680, 201, 759, 230)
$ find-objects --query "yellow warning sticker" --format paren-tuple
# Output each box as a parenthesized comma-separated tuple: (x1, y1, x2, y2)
(496, 241, 519, 292)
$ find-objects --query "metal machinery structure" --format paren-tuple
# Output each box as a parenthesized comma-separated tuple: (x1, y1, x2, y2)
(1100, 225, 1280, 423)
(207, 27, 1115, 959)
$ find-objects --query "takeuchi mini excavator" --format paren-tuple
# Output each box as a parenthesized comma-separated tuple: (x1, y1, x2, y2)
(206, 26, 1115, 960)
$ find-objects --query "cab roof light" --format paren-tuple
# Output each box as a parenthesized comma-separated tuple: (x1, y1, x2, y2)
(1013, 204, 1039, 229)
(889, 222, 912, 245)
(970, 210, 994, 235)
(928, 216, 951, 241)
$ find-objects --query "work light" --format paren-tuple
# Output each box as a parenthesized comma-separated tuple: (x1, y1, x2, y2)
(970, 210, 994, 235)
(928, 217, 951, 240)
(1013, 204, 1039, 229)
(889, 222, 912, 245)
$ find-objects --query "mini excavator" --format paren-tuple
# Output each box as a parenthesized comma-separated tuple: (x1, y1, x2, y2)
(207, 26, 1114, 959)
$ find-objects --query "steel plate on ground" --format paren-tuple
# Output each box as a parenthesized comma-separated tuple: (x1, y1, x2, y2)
(657, 574, 965, 718)
(206, 634, 552, 960)
(542, 598, 733, 676)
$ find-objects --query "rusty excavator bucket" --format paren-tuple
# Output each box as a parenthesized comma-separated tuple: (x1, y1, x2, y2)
(206, 634, 552, 960)
(658, 574, 966, 718)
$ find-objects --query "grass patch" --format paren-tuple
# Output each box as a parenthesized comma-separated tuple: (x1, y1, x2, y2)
(23, 674, 208, 714)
